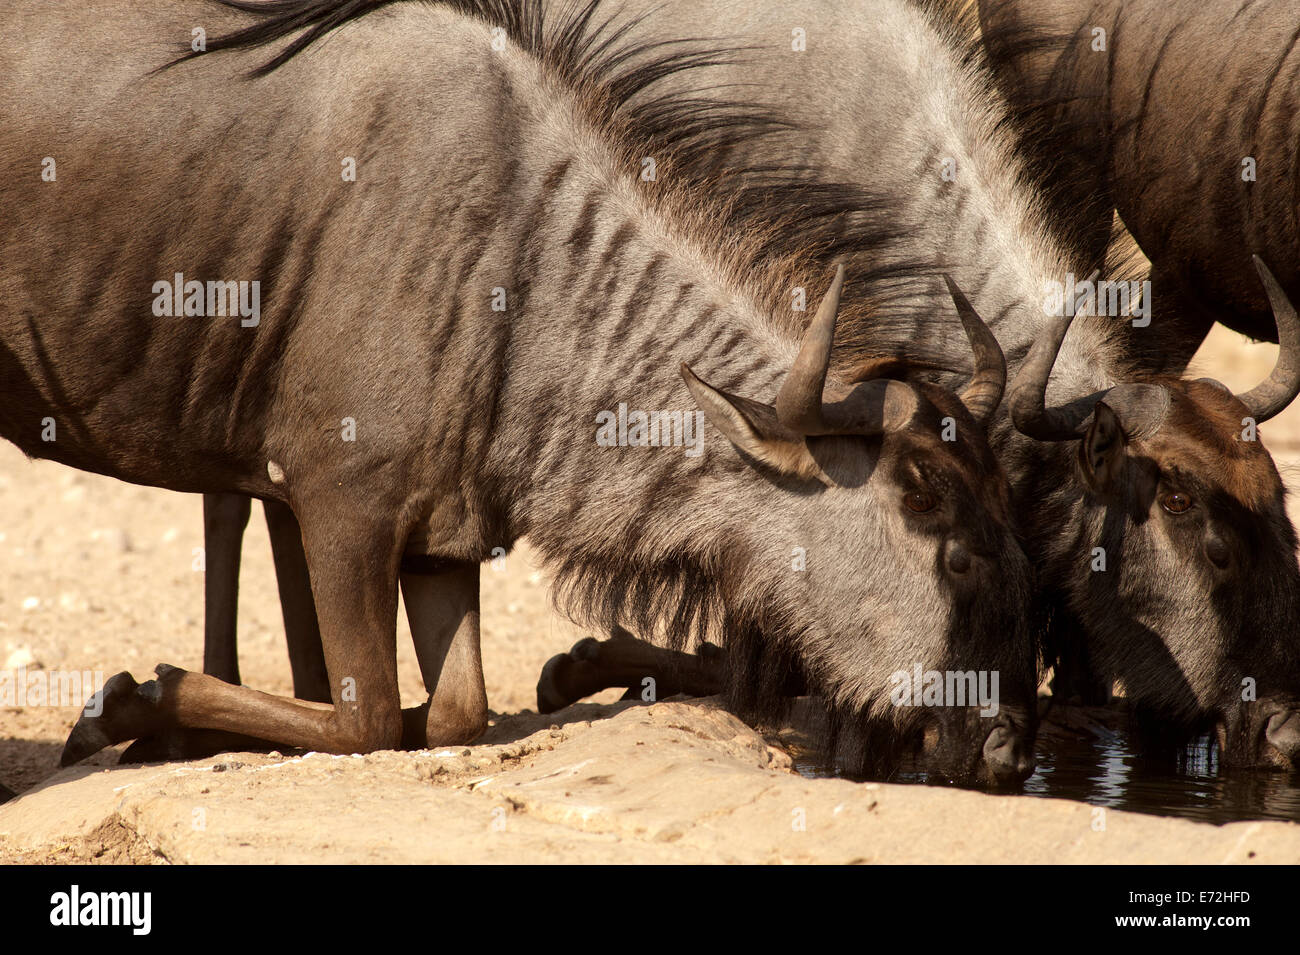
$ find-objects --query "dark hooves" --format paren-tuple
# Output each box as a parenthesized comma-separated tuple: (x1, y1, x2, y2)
(698, 641, 724, 663)
(119, 733, 189, 765)
(536, 638, 604, 714)
(537, 652, 580, 715)
(61, 670, 167, 766)
(119, 728, 263, 764)
(0, 781, 16, 804)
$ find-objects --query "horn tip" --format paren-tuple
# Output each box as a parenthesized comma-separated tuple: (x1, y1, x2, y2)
(943, 274, 976, 313)
(1253, 254, 1280, 287)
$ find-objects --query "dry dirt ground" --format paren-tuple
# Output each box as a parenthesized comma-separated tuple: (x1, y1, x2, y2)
(2, 328, 1300, 863)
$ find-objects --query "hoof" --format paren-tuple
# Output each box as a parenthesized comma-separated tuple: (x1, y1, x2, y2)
(698, 641, 724, 663)
(61, 671, 166, 766)
(537, 652, 580, 714)
(569, 637, 603, 662)
(119, 733, 185, 765)
(536, 638, 604, 714)
(0, 781, 15, 804)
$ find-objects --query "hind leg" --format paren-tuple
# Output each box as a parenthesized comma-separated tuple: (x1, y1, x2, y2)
(264, 499, 331, 702)
(202, 492, 251, 684)
(66, 499, 406, 764)
(124, 495, 331, 764)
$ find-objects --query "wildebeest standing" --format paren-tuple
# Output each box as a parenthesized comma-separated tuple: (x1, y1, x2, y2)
(0, 0, 1040, 787)
(977, 0, 1300, 354)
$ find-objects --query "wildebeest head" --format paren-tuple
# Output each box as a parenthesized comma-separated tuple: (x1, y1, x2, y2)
(1010, 256, 1300, 768)
(682, 268, 1038, 785)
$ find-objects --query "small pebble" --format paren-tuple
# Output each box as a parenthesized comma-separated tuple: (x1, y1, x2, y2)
(3, 646, 40, 670)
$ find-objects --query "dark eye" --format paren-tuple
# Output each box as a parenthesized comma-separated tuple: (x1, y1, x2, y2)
(904, 491, 938, 513)
(1161, 492, 1193, 514)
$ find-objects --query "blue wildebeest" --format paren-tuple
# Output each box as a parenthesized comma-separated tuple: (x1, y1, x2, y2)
(0, 0, 1039, 788)
(510, 0, 1300, 768)
(977, 0, 1300, 356)
(180, 0, 1300, 772)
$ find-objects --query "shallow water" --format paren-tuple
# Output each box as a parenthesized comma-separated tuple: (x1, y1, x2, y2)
(793, 721, 1300, 825)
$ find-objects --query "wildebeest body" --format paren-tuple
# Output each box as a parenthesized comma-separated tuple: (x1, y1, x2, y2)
(4, 5, 504, 511)
(168, 0, 1300, 769)
(978, 0, 1300, 349)
(0, 0, 1038, 782)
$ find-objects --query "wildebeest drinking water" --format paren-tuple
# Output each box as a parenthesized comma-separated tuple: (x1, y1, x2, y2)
(183, 0, 1300, 773)
(514, 0, 1300, 768)
(0, 0, 1039, 787)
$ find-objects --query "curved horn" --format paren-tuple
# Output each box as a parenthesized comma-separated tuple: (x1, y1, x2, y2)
(1236, 256, 1300, 422)
(774, 264, 844, 433)
(772, 265, 916, 437)
(1008, 312, 1172, 441)
(1007, 309, 1089, 441)
(943, 275, 1006, 428)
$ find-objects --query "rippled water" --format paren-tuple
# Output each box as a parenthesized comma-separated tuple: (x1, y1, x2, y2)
(792, 719, 1300, 825)
(1020, 730, 1300, 824)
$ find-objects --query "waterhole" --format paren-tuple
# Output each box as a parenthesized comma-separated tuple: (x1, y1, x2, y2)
(790, 704, 1300, 824)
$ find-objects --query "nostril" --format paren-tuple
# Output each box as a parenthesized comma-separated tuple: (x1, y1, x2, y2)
(1265, 711, 1300, 763)
(945, 539, 972, 575)
(983, 725, 1034, 783)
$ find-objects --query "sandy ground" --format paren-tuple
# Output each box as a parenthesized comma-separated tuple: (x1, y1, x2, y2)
(2, 326, 1300, 863)
(5, 700, 1297, 864)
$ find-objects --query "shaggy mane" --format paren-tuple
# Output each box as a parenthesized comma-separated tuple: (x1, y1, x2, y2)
(179, 0, 938, 350)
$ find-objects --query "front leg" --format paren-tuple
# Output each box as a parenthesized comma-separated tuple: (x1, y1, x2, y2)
(63, 499, 406, 763)
(117, 493, 255, 763)
(536, 628, 728, 713)
(122, 496, 334, 765)
(398, 558, 488, 748)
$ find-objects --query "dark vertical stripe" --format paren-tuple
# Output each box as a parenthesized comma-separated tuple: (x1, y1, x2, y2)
(608, 252, 666, 347)
(1131, 22, 1183, 165)
(567, 191, 602, 257)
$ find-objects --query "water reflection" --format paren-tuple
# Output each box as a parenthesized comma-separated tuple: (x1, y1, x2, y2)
(1025, 728, 1300, 824)
(791, 711, 1300, 824)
